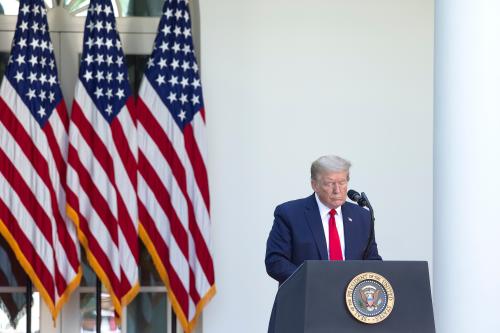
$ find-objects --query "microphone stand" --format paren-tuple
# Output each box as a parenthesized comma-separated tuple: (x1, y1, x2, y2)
(361, 192, 375, 224)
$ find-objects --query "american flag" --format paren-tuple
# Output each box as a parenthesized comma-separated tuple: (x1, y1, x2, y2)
(137, 0, 215, 331)
(0, 0, 81, 321)
(66, 0, 139, 317)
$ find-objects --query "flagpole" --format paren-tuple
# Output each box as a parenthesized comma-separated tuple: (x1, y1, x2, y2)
(26, 278, 32, 333)
(96, 277, 101, 333)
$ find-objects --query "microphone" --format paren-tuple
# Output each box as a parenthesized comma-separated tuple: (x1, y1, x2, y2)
(347, 189, 369, 207)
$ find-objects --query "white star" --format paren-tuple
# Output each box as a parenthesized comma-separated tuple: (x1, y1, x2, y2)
(183, 28, 191, 38)
(174, 26, 182, 37)
(115, 39, 122, 50)
(19, 21, 28, 32)
(84, 54, 93, 65)
(39, 74, 47, 85)
(106, 55, 114, 66)
(38, 107, 46, 117)
(182, 44, 191, 55)
(95, 87, 104, 98)
(180, 77, 189, 88)
(192, 62, 199, 72)
(28, 55, 37, 67)
(167, 92, 177, 103)
(27, 72, 37, 83)
(85, 38, 94, 48)
(95, 4, 103, 15)
(49, 59, 55, 70)
(192, 78, 201, 89)
(156, 74, 166, 86)
(48, 75, 57, 86)
(49, 92, 55, 103)
(159, 41, 169, 52)
(116, 56, 123, 66)
(96, 54, 104, 65)
(179, 93, 188, 104)
(168, 75, 179, 86)
(175, 9, 183, 20)
(106, 72, 113, 83)
(116, 88, 125, 99)
(15, 54, 25, 66)
(147, 58, 155, 68)
(116, 72, 124, 83)
(14, 71, 24, 83)
(172, 43, 180, 53)
(32, 5, 40, 15)
(158, 58, 167, 69)
(40, 57, 47, 68)
(18, 37, 27, 49)
(191, 94, 200, 105)
(105, 104, 113, 115)
(96, 71, 104, 82)
(31, 22, 39, 33)
(40, 40, 48, 51)
(40, 6, 47, 17)
(183, 10, 190, 22)
(162, 25, 171, 36)
(105, 22, 113, 33)
(26, 89, 36, 100)
(39, 90, 46, 101)
(20, 4, 30, 15)
(106, 88, 113, 99)
(104, 5, 113, 16)
(88, 5, 95, 14)
(86, 21, 95, 31)
(83, 70, 93, 82)
(171, 59, 179, 70)
(105, 38, 114, 49)
(178, 110, 187, 121)
(48, 42, 54, 53)
(165, 8, 173, 18)
(181, 61, 190, 71)
(95, 37, 104, 48)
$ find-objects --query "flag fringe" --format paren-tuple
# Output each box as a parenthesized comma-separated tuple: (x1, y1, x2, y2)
(138, 222, 216, 333)
(66, 204, 123, 317)
(0, 218, 82, 322)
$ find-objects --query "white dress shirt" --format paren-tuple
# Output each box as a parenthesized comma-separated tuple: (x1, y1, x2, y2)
(315, 193, 345, 260)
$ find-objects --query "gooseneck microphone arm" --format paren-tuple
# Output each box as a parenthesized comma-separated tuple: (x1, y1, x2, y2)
(348, 189, 375, 223)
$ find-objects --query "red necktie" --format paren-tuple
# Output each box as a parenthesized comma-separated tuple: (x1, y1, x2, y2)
(329, 209, 343, 260)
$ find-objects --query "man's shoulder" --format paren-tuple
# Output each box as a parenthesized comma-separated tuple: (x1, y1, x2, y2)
(342, 201, 371, 220)
(275, 194, 316, 213)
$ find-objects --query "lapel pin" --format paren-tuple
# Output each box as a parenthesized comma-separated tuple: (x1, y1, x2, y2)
(347, 217, 353, 222)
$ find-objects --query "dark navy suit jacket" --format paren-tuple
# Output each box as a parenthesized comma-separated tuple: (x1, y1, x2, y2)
(265, 193, 382, 284)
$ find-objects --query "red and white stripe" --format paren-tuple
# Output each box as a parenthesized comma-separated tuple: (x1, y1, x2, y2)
(0, 78, 80, 319)
(66, 81, 139, 316)
(137, 77, 215, 331)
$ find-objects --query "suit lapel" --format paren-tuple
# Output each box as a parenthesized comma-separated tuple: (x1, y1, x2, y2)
(342, 203, 353, 260)
(304, 194, 329, 260)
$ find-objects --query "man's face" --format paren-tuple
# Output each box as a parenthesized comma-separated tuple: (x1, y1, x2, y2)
(311, 170, 349, 209)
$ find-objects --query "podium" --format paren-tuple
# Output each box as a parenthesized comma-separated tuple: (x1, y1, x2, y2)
(269, 261, 435, 333)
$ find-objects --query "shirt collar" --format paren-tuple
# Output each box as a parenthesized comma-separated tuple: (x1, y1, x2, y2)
(314, 193, 342, 219)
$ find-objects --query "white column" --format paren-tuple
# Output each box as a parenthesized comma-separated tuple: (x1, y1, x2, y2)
(435, 1, 500, 331)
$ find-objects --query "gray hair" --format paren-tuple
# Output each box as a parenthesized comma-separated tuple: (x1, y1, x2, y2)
(310, 155, 351, 181)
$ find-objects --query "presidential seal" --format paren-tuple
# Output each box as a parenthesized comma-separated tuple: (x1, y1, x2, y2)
(345, 272, 395, 324)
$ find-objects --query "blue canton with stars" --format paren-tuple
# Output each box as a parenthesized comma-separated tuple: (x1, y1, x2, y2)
(79, 0, 131, 123)
(145, 0, 205, 130)
(4, 0, 63, 128)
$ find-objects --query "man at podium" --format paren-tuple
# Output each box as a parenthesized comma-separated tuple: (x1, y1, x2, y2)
(265, 155, 382, 285)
